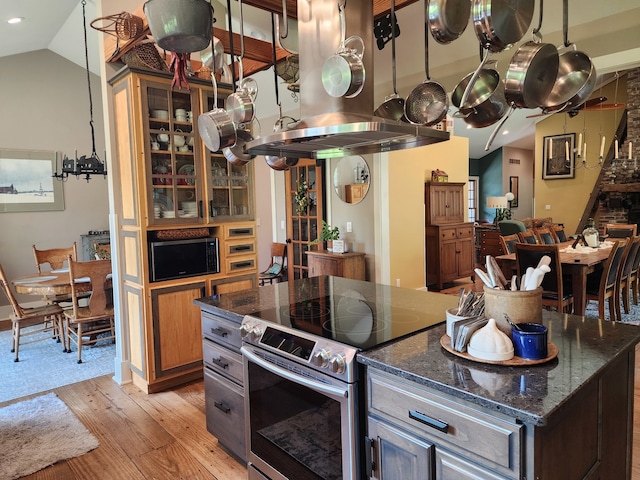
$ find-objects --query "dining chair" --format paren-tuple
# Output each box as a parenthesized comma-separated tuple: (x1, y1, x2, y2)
(0, 263, 65, 362)
(499, 234, 520, 254)
(629, 240, 640, 306)
(604, 224, 637, 238)
(498, 220, 527, 236)
(259, 243, 287, 286)
(550, 225, 568, 243)
(617, 235, 640, 318)
(534, 227, 556, 245)
(518, 229, 538, 245)
(32, 242, 83, 308)
(585, 238, 630, 321)
(64, 258, 115, 364)
(515, 243, 574, 313)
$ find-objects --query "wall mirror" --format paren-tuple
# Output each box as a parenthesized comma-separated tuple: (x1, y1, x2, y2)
(333, 155, 370, 204)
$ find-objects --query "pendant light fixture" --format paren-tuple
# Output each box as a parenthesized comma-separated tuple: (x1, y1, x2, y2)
(53, 0, 106, 182)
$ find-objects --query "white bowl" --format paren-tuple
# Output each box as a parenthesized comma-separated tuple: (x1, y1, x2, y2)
(467, 318, 514, 361)
(151, 109, 169, 119)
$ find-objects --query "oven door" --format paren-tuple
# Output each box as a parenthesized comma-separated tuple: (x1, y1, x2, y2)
(242, 345, 359, 480)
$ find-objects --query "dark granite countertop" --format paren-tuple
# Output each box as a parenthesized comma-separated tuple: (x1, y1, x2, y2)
(358, 310, 640, 426)
(195, 276, 640, 427)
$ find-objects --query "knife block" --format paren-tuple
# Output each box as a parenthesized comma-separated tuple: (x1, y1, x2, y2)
(483, 286, 543, 337)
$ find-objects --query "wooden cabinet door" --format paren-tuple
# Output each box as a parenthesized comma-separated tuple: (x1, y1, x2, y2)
(151, 282, 205, 378)
(426, 183, 465, 225)
(368, 416, 434, 480)
(440, 241, 459, 283)
(456, 237, 475, 279)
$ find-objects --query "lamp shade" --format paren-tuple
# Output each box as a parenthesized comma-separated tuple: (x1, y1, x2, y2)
(487, 196, 508, 209)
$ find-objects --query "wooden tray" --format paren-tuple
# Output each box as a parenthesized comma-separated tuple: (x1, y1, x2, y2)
(440, 335, 558, 366)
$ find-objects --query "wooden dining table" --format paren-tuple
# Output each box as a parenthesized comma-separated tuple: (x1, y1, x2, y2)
(496, 242, 613, 316)
(12, 269, 110, 297)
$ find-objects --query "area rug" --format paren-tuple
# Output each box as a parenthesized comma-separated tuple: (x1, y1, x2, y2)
(583, 296, 640, 325)
(0, 326, 115, 403)
(0, 392, 99, 480)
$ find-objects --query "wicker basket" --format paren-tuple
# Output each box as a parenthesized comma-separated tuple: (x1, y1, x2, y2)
(155, 228, 210, 241)
(90, 12, 144, 40)
(122, 41, 168, 72)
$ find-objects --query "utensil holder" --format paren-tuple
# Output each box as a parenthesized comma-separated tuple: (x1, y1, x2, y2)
(483, 286, 542, 337)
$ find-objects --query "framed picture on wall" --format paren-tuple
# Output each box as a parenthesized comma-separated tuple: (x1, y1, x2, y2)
(542, 133, 576, 179)
(0, 149, 64, 212)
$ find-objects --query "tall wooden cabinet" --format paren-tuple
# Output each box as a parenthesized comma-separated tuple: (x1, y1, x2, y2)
(109, 66, 257, 393)
(425, 183, 474, 290)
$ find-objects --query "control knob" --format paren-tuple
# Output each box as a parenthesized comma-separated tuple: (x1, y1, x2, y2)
(329, 354, 346, 374)
(311, 349, 331, 367)
(239, 324, 262, 342)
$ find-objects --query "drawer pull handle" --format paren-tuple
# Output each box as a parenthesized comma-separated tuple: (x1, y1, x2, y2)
(210, 327, 228, 337)
(233, 261, 253, 268)
(211, 357, 229, 369)
(214, 401, 231, 414)
(409, 410, 449, 433)
(232, 245, 252, 251)
(230, 228, 252, 236)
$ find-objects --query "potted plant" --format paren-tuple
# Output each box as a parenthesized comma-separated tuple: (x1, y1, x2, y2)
(309, 220, 340, 251)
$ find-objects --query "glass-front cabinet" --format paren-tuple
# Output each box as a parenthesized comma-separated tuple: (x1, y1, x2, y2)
(139, 77, 253, 225)
(201, 89, 253, 222)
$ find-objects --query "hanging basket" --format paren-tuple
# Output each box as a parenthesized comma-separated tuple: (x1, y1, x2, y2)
(276, 54, 300, 84)
(122, 41, 169, 72)
(90, 12, 144, 41)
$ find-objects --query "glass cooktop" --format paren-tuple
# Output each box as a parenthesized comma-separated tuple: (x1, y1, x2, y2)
(248, 291, 443, 351)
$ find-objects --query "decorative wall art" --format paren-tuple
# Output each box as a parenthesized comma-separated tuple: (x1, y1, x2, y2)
(0, 149, 64, 212)
(543, 133, 576, 180)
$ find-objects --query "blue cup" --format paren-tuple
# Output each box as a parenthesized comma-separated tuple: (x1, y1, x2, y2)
(512, 323, 548, 360)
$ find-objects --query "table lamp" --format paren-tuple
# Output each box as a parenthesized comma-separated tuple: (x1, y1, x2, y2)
(487, 196, 508, 224)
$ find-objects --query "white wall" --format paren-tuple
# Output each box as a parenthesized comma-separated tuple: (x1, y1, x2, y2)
(0, 50, 108, 307)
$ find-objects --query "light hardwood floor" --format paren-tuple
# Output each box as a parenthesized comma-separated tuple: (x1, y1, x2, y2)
(3, 361, 640, 479)
(1, 375, 246, 480)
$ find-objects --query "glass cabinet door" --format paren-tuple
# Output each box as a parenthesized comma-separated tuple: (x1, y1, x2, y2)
(201, 88, 253, 222)
(144, 81, 201, 223)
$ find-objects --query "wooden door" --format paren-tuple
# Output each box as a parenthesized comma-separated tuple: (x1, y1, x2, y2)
(285, 160, 325, 280)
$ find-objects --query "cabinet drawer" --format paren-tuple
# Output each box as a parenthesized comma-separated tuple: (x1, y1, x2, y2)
(225, 225, 255, 239)
(436, 448, 512, 480)
(203, 339, 243, 384)
(457, 226, 474, 238)
(440, 228, 457, 241)
(225, 241, 255, 256)
(202, 311, 242, 350)
(227, 257, 256, 273)
(204, 368, 246, 462)
(368, 371, 521, 474)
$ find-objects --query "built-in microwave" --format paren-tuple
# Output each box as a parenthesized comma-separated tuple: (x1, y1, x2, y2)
(149, 237, 220, 282)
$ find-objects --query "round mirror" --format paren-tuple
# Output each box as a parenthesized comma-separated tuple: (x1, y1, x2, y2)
(333, 156, 370, 204)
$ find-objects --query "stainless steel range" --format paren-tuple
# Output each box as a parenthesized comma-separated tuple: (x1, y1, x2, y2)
(241, 288, 445, 480)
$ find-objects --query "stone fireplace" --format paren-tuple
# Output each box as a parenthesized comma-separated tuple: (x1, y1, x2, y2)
(595, 68, 640, 232)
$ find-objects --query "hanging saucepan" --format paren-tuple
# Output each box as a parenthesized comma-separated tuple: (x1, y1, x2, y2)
(451, 60, 507, 128)
(223, 128, 257, 165)
(405, 0, 449, 126)
(225, 0, 256, 124)
(428, 0, 471, 45)
(144, 0, 214, 53)
(540, 0, 596, 113)
(374, 0, 407, 121)
(322, 2, 366, 98)
(265, 12, 299, 171)
(198, 73, 237, 152)
(472, 0, 535, 53)
(199, 36, 225, 72)
(485, 0, 559, 151)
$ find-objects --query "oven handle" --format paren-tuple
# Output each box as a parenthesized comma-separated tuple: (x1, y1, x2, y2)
(241, 346, 349, 399)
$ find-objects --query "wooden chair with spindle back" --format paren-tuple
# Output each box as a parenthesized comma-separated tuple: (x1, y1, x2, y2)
(0, 263, 65, 362)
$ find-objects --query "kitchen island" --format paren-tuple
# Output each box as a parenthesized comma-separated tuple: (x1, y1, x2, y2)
(360, 311, 640, 479)
(195, 277, 640, 479)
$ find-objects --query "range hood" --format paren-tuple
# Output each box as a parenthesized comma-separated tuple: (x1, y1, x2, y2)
(245, 0, 449, 159)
